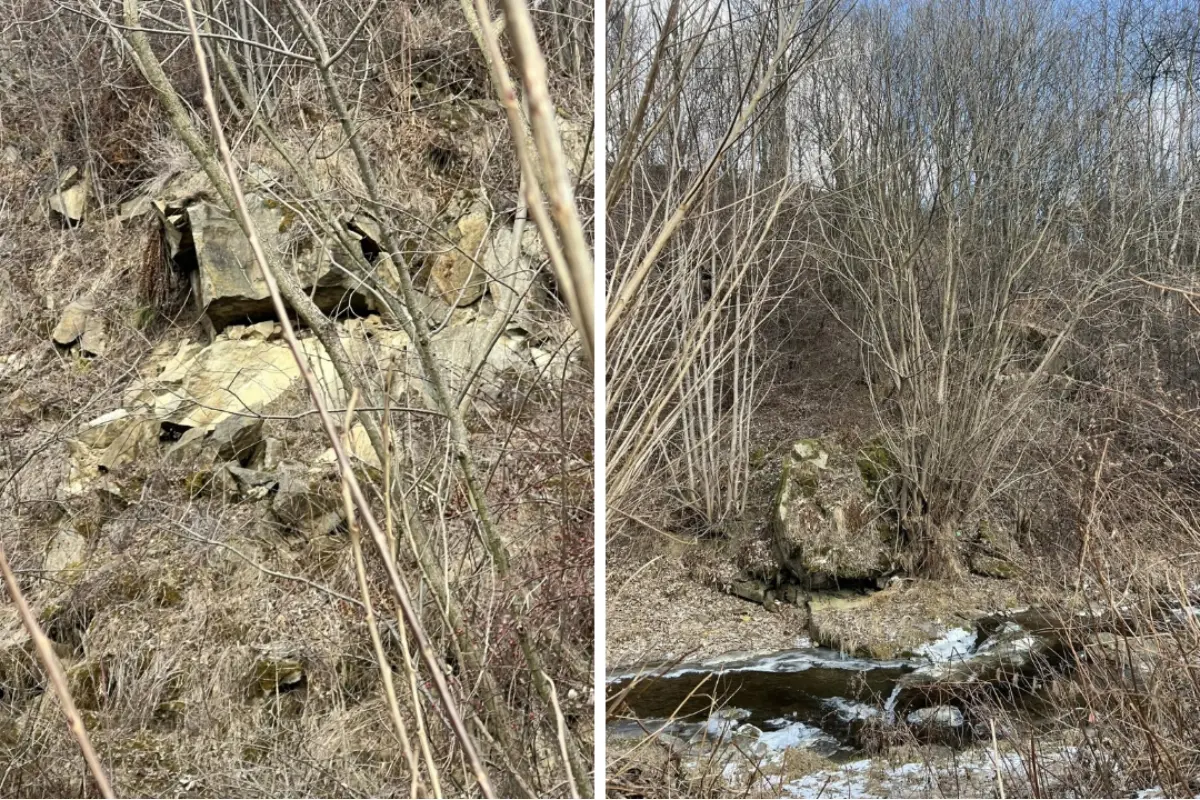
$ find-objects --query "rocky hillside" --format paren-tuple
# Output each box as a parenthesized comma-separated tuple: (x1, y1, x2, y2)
(0, 1, 593, 796)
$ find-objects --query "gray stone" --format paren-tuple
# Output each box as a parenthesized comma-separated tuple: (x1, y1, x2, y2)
(185, 463, 239, 500)
(271, 463, 344, 536)
(227, 465, 279, 500)
(729, 580, 767, 605)
(186, 197, 381, 330)
(780, 584, 805, 605)
(210, 415, 264, 465)
(970, 553, 1017, 579)
(763, 590, 780, 613)
(254, 437, 285, 471)
(164, 426, 216, 465)
(78, 316, 107, 357)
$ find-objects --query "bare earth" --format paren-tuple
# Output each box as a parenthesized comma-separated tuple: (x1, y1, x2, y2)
(606, 553, 810, 670)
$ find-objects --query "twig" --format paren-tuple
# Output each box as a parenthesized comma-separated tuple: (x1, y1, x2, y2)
(991, 719, 1006, 800)
(339, 391, 433, 798)
(545, 675, 581, 799)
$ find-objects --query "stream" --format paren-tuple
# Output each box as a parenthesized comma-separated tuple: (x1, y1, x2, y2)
(607, 626, 1009, 757)
(608, 602, 1199, 797)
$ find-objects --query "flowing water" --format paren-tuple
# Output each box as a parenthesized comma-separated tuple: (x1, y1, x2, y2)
(607, 628, 979, 755)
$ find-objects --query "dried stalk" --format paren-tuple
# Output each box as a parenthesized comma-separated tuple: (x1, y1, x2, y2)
(338, 392, 432, 798)
(499, 0, 595, 361)
(280, 1, 589, 792)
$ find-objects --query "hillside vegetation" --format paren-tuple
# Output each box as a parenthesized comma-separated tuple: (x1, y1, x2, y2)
(606, 0, 1200, 796)
(0, 0, 593, 796)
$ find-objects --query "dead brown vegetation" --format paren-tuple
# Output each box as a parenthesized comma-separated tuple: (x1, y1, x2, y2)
(0, 0, 593, 796)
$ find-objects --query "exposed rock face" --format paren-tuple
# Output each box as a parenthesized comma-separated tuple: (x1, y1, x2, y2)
(65, 310, 547, 496)
(187, 198, 379, 329)
(770, 439, 896, 588)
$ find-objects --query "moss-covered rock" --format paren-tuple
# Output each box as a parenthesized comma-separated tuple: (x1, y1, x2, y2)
(968, 518, 1021, 579)
(856, 441, 899, 489)
(770, 438, 896, 587)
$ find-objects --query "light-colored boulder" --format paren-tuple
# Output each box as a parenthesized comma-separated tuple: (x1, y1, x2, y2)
(51, 301, 106, 356)
(97, 418, 159, 473)
(43, 528, 86, 580)
(164, 426, 215, 465)
(75, 409, 133, 449)
(149, 336, 346, 429)
(187, 199, 276, 328)
(430, 211, 489, 306)
(317, 423, 380, 471)
(558, 116, 593, 180)
(67, 411, 156, 493)
(52, 300, 92, 346)
(48, 167, 88, 223)
(410, 322, 527, 406)
(254, 437, 285, 471)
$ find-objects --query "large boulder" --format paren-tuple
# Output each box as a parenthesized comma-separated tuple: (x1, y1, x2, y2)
(181, 197, 398, 330)
(770, 439, 896, 588)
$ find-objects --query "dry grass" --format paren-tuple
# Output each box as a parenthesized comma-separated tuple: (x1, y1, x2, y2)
(0, 0, 593, 794)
